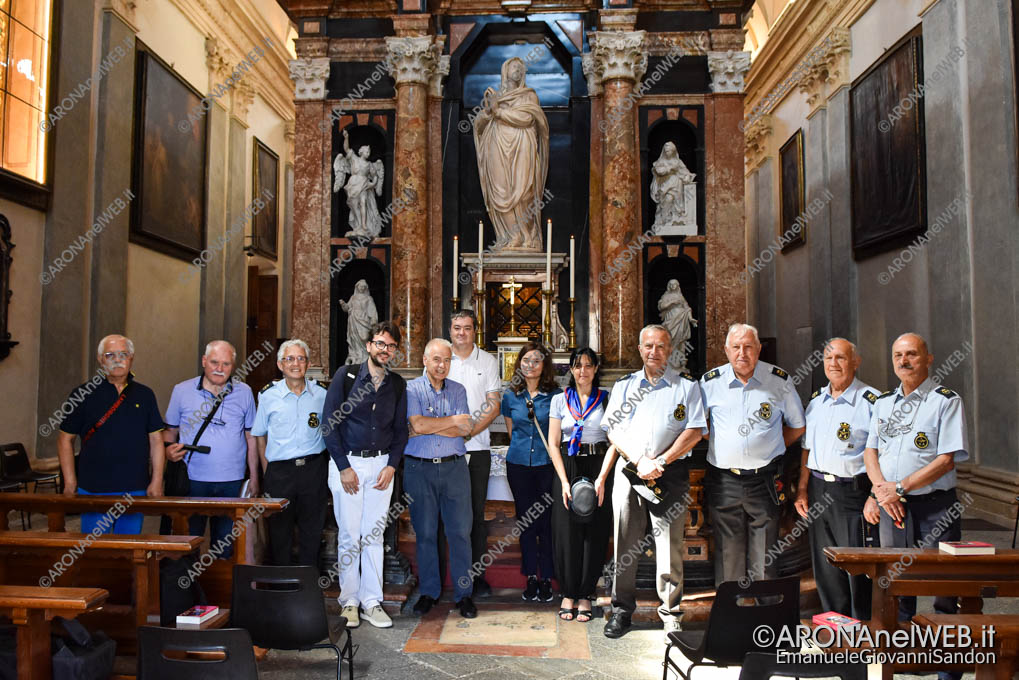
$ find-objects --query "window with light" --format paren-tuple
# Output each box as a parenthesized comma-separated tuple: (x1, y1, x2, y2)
(1, 0, 52, 185)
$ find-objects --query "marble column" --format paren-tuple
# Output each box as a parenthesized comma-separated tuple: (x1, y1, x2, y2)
(590, 30, 646, 368)
(582, 53, 604, 354)
(288, 56, 330, 374)
(386, 36, 436, 367)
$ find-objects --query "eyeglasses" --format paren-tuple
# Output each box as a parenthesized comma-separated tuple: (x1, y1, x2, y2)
(281, 356, 308, 364)
(102, 352, 132, 361)
(372, 340, 398, 352)
(525, 399, 536, 419)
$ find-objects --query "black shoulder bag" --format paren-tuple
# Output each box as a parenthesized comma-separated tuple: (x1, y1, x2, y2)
(164, 390, 227, 497)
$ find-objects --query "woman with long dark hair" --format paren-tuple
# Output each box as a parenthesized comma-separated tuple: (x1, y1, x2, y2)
(547, 347, 611, 622)
(500, 341, 561, 601)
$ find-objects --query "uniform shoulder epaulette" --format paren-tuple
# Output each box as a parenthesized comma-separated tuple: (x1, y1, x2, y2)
(615, 373, 630, 383)
(810, 389, 821, 400)
(771, 366, 789, 380)
(702, 369, 721, 381)
(863, 390, 878, 404)
(259, 381, 275, 394)
(934, 386, 957, 398)
(877, 390, 894, 400)
(680, 372, 696, 382)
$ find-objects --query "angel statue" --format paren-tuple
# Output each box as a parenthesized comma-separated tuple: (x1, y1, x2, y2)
(658, 279, 697, 372)
(650, 142, 697, 234)
(333, 129, 385, 239)
(339, 279, 378, 365)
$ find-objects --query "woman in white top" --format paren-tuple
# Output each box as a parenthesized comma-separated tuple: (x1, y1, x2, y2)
(547, 347, 612, 622)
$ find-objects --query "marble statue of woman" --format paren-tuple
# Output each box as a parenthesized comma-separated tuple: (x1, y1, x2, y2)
(339, 279, 378, 364)
(650, 142, 697, 233)
(333, 129, 385, 239)
(473, 57, 549, 251)
(658, 279, 697, 371)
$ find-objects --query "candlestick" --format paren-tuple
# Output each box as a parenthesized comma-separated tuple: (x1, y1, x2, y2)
(545, 219, 552, 285)
(542, 288, 552, 347)
(452, 235, 459, 302)
(569, 235, 575, 299)
(568, 297, 577, 350)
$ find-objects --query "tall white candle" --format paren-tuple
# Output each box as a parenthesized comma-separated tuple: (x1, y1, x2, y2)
(453, 235, 459, 300)
(545, 219, 552, 288)
(477, 220, 484, 292)
(569, 235, 575, 298)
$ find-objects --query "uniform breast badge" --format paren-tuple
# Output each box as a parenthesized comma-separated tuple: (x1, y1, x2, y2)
(914, 432, 930, 449)
(759, 402, 772, 420)
(836, 422, 851, 441)
(674, 404, 685, 421)
(308, 412, 319, 428)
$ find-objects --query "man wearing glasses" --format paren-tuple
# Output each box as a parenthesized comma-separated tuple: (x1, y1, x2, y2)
(323, 321, 408, 629)
(164, 340, 258, 557)
(252, 339, 328, 566)
(57, 334, 165, 534)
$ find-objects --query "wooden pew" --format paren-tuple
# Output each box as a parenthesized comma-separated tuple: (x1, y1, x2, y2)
(0, 494, 288, 608)
(0, 531, 201, 654)
(913, 613, 1019, 680)
(0, 585, 108, 680)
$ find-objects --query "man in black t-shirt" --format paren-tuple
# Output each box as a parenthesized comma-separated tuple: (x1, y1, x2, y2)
(57, 334, 165, 534)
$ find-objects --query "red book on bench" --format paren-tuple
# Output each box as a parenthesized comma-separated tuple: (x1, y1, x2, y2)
(812, 611, 861, 630)
(939, 541, 995, 555)
(176, 605, 220, 627)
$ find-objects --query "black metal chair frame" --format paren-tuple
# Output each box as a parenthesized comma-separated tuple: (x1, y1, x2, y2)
(662, 576, 800, 680)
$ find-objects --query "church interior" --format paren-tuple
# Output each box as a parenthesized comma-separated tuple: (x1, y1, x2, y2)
(0, 0, 1017, 678)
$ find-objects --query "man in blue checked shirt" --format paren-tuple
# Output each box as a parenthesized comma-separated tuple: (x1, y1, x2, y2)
(404, 338, 477, 619)
(796, 338, 879, 621)
(864, 333, 968, 670)
(700, 323, 805, 587)
(252, 339, 328, 567)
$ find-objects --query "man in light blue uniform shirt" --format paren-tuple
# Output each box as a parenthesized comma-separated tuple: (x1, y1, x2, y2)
(700, 323, 805, 587)
(404, 338, 476, 619)
(252, 339, 328, 567)
(796, 338, 878, 621)
(601, 325, 706, 641)
(864, 333, 968, 653)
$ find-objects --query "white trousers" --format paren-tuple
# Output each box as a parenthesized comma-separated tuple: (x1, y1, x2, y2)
(328, 455, 395, 608)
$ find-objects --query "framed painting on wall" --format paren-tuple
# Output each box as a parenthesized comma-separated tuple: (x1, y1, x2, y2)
(129, 44, 207, 259)
(778, 128, 806, 252)
(251, 139, 279, 260)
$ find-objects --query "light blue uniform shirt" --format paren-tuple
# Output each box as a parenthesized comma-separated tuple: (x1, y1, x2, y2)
(251, 378, 327, 462)
(865, 377, 968, 494)
(802, 377, 879, 478)
(700, 360, 806, 469)
(600, 368, 706, 460)
(405, 376, 470, 459)
(165, 377, 255, 482)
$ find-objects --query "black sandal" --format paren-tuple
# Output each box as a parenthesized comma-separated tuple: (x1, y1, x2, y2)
(576, 600, 593, 622)
(558, 607, 577, 621)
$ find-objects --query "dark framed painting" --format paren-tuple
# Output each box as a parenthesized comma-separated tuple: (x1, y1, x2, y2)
(778, 129, 806, 252)
(849, 30, 926, 259)
(251, 139, 279, 260)
(129, 44, 207, 259)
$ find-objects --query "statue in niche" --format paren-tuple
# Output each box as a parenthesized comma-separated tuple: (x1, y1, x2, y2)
(650, 142, 697, 235)
(333, 129, 385, 239)
(658, 279, 697, 372)
(339, 279, 378, 365)
(473, 57, 549, 251)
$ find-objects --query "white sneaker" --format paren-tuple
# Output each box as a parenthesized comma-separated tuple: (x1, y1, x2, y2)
(663, 618, 682, 644)
(361, 604, 393, 628)
(341, 604, 360, 628)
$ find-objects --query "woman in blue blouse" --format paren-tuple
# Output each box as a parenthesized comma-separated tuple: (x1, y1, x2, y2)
(501, 341, 561, 602)
(547, 347, 611, 622)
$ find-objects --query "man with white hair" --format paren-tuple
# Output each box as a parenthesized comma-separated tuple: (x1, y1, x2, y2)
(404, 338, 476, 618)
(252, 339, 328, 566)
(164, 340, 258, 557)
(57, 334, 165, 534)
(700, 323, 805, 586)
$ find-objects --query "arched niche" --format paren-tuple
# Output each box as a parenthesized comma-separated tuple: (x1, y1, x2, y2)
(329, 255, 388, 373)
(644, 117, 704, 236)
(331, 123, 392, 239)
(644, 252, 704, 375)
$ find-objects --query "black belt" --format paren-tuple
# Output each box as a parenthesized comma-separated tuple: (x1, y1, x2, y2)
(348, 449, 389, 458)
(408, 455, 462, 464)
(904, 488, 955, 503)
(275, 450, 325, 466)
(560, 442, 608, 457)
(717, 459, 781, 476)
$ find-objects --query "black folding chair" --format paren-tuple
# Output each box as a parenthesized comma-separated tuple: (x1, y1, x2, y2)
(738, 651, 867, 680)
(663, 576, 800, 680)
(230, 564, 355, 680)
(0, 442, 61, 493)
(137, 626, 258, 679)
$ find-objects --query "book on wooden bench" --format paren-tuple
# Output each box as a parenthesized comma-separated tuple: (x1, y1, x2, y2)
(812, 611, 861, 630)
(176, 605, 220, 628)
(938, 541, 995, 555)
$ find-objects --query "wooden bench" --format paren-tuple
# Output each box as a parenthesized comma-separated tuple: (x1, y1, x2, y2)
(0, 494, 288, 608)
(0, 531, 202, 654)
(0, 584, 108, 680)
(913, 613, 1019, 680)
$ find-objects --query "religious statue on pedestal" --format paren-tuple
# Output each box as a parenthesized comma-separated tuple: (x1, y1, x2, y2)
(473, 57, 549, 252)
(650, 142, 697, 235)
(340, 279, 378, 364)
(658, 279, 697, 372)
(333, 129, 385, 239)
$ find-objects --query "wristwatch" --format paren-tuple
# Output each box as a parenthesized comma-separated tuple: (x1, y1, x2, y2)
(895, 482, 906, 498)
(464, 433, 472, 442)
